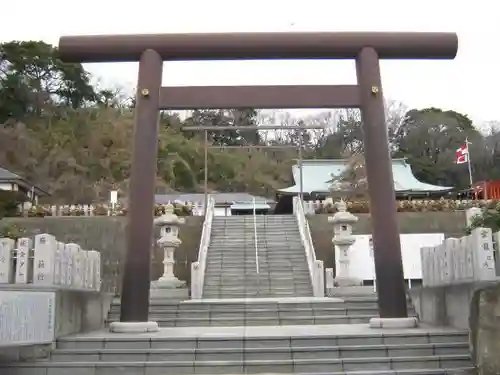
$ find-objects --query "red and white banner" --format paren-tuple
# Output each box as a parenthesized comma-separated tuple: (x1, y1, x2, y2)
(456, 144, 469, 164)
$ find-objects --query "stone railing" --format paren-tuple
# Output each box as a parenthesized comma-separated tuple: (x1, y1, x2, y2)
(190, 197, 216, 299)
(293, 197, 324, 297)
(0, 234, 105, 349)
(420, 227, 499, 287)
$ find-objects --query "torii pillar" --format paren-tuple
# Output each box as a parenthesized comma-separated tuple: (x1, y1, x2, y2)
(58, 31, 458, 332)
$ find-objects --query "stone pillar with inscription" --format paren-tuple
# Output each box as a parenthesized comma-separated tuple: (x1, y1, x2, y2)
(67, 243, 83, 289)
(33, 234, 57, 286)
(150, 204, 188, 300)
(15, 238, 32, 284)
(0, 238, 15, 284)
(470, 227, 496, 282)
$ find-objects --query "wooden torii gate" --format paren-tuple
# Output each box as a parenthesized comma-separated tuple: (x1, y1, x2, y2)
(58, 31, 458, 331)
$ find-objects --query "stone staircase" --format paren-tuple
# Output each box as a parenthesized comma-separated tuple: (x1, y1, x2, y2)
(202, 215, 313, 298)
(106, 296, 399, 327)
(1, 212, 476, 374)
(4, 325, 474, 374)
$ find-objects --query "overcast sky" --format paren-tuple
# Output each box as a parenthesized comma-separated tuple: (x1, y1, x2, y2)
(2, 0, 498, 125)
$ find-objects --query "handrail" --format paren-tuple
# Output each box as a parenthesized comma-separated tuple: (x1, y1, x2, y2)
(294, 196, 324, 296)
(191, 195, 215, 298)
(253, 197, 259, 274)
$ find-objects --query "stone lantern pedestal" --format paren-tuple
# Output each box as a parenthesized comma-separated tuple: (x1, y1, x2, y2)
(149, 205, 189, 301)
(329, 200, 362, 287)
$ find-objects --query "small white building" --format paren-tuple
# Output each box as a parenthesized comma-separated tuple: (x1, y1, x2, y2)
(0, 167, 49, 204)
(154, 192, 274, 216)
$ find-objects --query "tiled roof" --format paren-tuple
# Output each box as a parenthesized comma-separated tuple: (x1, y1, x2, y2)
(155, 192, 274, 205)
(278, 159, 454, 194)
(0, 167, 21, 180)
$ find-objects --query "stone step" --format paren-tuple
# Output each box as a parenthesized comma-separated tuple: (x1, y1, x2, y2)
(202, 285, 313, 292)
(206, 260, 307, 265)
(111, 298, 381, 308)
(202, 289, 314, 296)
(57, 328, 469, 350)
(49, 342, 470, 362)
(203, 272, 310, 277)
(209, 247, 303, 250)
(202, 291, 313, 298)
(202, 281, 311, 287)
(205, 264, 309, 269)
(204, 273, 309, 278)
(208, 244, 303, 248)
(205, 263, 308, 269)
(110, 300, 397, 312)
(203, 273, 309, 279)
(205, 258, 306, 263)
(211, 235, 300, 237)
(108, 306, 380, 317)
(213, 220, 297, 223)
(204, 269, 309, 274)
(107, 314, 376, 327)
(210, 234, 301, 237)
(203, 279, 311, 286)
(4, 362, 475, 375)
(207, 249, 304, 254)
(210, 242, 302, 245)
(208, 249, 304, 253)
(206, 254, 304, 259)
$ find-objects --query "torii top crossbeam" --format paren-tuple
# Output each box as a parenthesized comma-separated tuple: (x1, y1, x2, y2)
(58, 32, 458, 63)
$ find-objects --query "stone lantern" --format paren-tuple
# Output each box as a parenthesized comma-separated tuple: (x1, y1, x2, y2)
(150, 204, 187, 299)
(328, 199, 361, 286)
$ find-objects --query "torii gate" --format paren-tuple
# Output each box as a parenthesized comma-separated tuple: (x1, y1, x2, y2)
(58, 31, 458, 332)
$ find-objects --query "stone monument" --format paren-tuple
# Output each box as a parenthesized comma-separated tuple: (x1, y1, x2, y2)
(149, 204, 188, 300)
(329, 199, 361, 286)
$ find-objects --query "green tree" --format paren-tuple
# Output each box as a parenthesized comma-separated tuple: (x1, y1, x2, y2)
(393, 107, 484, 188)
(0, 41, 97, 123)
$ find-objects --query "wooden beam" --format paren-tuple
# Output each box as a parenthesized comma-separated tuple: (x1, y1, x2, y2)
(181, 124, 327, 131)
(208, 145, 298, 149)
(161, 85, 360, 110)
(58, 32, 458, 63)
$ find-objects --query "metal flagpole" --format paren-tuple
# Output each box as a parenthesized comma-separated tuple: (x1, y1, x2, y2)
(466, 137, 473, 188)
(204, 130, 208, 216)
(298, 129, 304, 204)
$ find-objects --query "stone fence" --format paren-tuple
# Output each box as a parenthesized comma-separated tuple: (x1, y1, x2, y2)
(0, 234, 101, 290)
(17, 199, 494, 217)
(420, 227, 499, 287)
(411, 222, 500, 374)
(0, 235, 107, 351)
(18, 202, 204, 217)
(303, 199, 495, 215)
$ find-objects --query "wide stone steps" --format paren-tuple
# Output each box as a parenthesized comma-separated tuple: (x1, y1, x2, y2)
(106, 299, 416, 327)
(5, 328, 473, 374)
